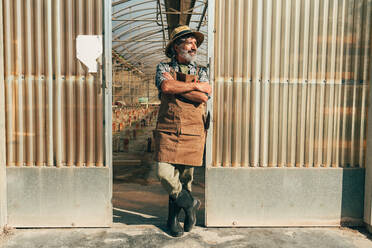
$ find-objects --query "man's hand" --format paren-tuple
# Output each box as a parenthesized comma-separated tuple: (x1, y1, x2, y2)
(164, 71, 211, 95)
(195, 82, 212, 95)
(181, 91, 208, 103)
(161, 71, 211, 96)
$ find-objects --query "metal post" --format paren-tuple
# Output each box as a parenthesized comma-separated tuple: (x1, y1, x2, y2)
(103, 0, 113, 225)
(205, 0, 214, 226)
(157, 0, 167, 50)
(365, 84, 372, 232)
(206, 0, 214, 168)
(0, 0, 7, 230)
(363, 0, 372, 233)
(129, 71, 132, 104)
(364, 61, 372, 233)
(147, 79, 149, 107)
(197, 1, 208, 31)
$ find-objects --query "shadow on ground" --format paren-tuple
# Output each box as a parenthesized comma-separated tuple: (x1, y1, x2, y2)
(348, 227, 372, 243)
(112, 153, 205, 227)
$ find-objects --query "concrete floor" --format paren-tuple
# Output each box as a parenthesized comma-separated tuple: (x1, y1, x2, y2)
(2, 225, 372, 248)
(2, 154, 372, 247)
(112, 153, 205, 226)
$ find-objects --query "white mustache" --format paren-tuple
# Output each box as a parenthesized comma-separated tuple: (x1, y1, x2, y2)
(179, 48, 197, 62)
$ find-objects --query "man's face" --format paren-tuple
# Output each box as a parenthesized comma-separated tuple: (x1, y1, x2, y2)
(175, 37, 197, 63)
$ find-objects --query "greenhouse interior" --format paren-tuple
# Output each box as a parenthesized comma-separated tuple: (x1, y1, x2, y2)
(111, 0, 208, 225)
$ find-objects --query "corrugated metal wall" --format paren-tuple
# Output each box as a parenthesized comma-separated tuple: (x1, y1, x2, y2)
(2, 0, 104, 167)
(213, 0, 372, 168)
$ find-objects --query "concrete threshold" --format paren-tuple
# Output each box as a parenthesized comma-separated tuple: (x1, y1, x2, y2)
(1, 225, 372, 248)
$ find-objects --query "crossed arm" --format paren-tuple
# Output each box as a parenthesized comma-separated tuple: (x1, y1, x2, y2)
(161, 72, 212, 103)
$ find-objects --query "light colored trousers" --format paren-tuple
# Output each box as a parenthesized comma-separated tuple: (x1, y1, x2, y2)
(157, 162, 194, 197)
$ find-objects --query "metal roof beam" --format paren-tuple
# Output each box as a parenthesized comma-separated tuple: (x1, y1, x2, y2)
(113, 29, 164, 50)
(157, 0, 167, 49)
(112, 50, 146, 78)
(164, 0, 196, 36)
(197, 1, 208, 31)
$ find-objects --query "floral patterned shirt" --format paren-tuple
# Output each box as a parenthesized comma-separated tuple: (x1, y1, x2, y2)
(155, 58, 209, 99)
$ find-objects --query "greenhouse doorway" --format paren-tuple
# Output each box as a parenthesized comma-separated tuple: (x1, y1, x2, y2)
(111, 0, 209, 226)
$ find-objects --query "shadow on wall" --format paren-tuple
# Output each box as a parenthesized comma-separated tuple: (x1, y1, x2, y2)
(341, 168, 365, 226)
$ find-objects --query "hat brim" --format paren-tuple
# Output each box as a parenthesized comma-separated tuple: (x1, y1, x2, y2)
(165, 31, 204, 58)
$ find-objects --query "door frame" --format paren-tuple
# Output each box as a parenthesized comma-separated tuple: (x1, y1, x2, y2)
(0, 0, 7, 230)
(204, 0, 214, 226)
(103, 0, 113, 223)
(205, 0, 215, 168)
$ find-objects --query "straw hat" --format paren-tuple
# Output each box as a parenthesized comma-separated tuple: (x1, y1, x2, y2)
(165, 25, 204, 58)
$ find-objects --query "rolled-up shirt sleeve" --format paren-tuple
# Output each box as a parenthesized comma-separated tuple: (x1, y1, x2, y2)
(198, 66, 211, 99)
(155, 62, 169, 93)
(198, 66, 209, 83)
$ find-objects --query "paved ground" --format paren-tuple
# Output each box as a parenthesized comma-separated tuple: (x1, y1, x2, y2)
(112, 154, 205, 226)
(1, 225, 372, 248)
(2, 154, 372, 247)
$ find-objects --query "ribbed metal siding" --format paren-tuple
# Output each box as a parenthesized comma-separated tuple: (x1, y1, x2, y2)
(213, 0, 372, 168)
(2, 0, 104, 167)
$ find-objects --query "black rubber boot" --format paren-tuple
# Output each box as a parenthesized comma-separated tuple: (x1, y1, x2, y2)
(167, 196, 184, 237)
(175, 189, 200, 232)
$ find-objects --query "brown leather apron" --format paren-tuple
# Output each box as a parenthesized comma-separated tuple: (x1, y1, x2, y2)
(154, 70, 206, 166)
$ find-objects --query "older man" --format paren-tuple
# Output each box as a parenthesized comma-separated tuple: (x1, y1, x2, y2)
(154, 25, 211, 237)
